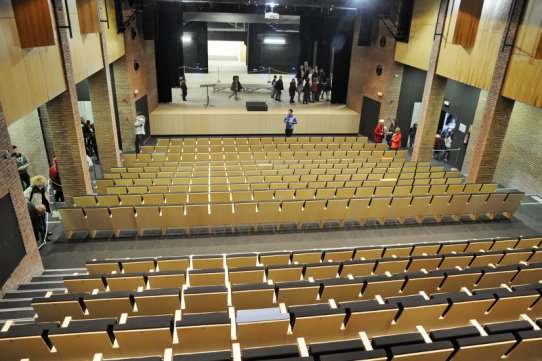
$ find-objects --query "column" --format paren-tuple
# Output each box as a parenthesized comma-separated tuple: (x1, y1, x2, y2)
(382, 62, 404, 122)
(87, 0, 121, 173)
(467, 0, 527, 183)
(113, 56, 137, 152)
(411, 0, 449, 162)
(47, 0, 92, 205)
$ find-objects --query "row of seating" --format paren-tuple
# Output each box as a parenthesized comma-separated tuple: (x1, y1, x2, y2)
(122, 149, 407, 165)
(92, 184, 497, 207)
(99, 179, 470, 198)
(60, 192, 524, 238)
(110, 161, 436, 174)
(123, 156, 415, 169)
(63, 248, 542, 297)
(83, 236, 542, 274)
(11, 285, 542, 360)
(155, 135, 369, 146)
(141, 142, 388, 154)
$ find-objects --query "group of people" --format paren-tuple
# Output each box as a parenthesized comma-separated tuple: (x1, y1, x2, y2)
(14, 145, 63, 246)
(373, 119, 402, 150)
(269, 64, 332, 104)
(82, 119, 99, 163)
(433, 131, 453, 161)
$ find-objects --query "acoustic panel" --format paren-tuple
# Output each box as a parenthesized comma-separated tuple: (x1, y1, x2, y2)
(0, 194, 27, 288)
(535, 33, 542, 60)
(452, 0, 485, 48)
(12, 0, 55, 48)
(76, 0, 100, 34)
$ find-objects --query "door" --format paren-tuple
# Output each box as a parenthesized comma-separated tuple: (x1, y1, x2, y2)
(359, 96, 381, 138)
(135, 96, 150, 140)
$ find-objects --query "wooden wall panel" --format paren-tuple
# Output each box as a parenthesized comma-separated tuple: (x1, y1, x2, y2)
(11, 0, 55, 48)
(0, 1, 66, 124)
(535, 34, 542, 60)
(436, 0, 512, 91)
(103, 0, 125, 63)
(76, 0, 100, 34)
(0, 0, 15, 19)
(67, 0, 103, 83)
(394, 0, 440, 71)
(452, 0, 484, 48)
(502, 0, 542, 107)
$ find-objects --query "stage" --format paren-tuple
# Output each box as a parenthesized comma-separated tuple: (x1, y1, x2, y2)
(150, 103, 360, 135)
(149, 60, 360, 135)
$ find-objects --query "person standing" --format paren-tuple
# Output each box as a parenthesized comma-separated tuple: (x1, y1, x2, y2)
(288, 79, 297, 104)
(296, 79, 303, 102)
(83, 120, 99, 161)
(390, 127, 402, 150)
(303, 80, 311, 104)
(275, 76, 284, 101)
(373, 119, 385, 143)
(271, 75, 278, 99)
(180, 77, 188, 101)
(133, 112, 146, 154)
(229, 76, 242, 100)
(283, 109, 298, 137)
(24, 175, 51, 245)
(49, 156, 64, 202)
(385, 119, 397, 147)
(13, 145, 31, 189)
(27, 202, 47, 246)
(310, 80, 318, 102)
(324, 77, 332, 101)
(409, 123, 417, 147)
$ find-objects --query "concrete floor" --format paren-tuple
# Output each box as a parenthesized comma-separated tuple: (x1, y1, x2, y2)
(41, 202, 542, 269)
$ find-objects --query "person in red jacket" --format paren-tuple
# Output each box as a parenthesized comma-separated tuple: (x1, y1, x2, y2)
(373, 119, 385, 143)
(391, 127, 402, 150)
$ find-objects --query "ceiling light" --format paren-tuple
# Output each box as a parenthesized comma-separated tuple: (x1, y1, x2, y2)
(181, 35, 192, 42)
(263, 38, 286, 44)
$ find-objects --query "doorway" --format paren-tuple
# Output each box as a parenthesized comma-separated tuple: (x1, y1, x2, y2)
(359, 96, 381, 139)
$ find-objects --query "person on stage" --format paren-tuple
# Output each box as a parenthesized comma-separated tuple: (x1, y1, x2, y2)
(274, 75, 284, 101)
(180, 77, 188, 101)
(283, 109, 298, 137)
(229, 75, 242, 101)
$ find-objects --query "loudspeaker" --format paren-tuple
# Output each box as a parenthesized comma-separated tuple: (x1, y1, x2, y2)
(246, 102, 268, 111)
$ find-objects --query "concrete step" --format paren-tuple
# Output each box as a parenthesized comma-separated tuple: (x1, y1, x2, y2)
(0, 309, 36, 321)
(3, 290, 65, 299)
(42, 268, 86, 275)
(17, 282, 65, 291)
(31, 275, 66, 282)
(0, 299, 32, 310)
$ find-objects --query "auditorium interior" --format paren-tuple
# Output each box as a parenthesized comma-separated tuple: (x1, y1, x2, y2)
(1, 0, 542, 360)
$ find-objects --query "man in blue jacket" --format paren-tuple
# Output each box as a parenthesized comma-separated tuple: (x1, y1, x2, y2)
(283, 109, 298, 137)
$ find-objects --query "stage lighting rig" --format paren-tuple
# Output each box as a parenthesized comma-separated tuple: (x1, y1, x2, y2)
(265, 2, 279, 20)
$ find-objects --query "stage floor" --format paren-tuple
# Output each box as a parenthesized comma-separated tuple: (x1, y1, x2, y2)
(151, 60, 360, 135)
(150, 103, 360, 135)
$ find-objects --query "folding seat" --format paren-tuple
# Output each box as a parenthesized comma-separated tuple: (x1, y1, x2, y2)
(113, 315, 174, 358)
(469, 250, 504, 268)
(439, 252, 475, 269)
(449, 333, 516, 360)
(433, 292, 496, 328)
(275, 189, 295, 201)
(315, 188, 336, 199)
(373, 257, 410, 275)
(389, 340, 455, 361)
(289, 304, 345, 343)
(185, 204, 211, 233)
(84, 207, 114, 238)
(383, 245, 413, 258)
(339, 299, 399, 338)
(473, 265, 519, 290)
(209, 203, 235, 232)
(173, 312, 232, 354)
(110, 207, 138, 237)
(145, 270, 185, 290)
(235, 307, 292, 348)
(156, 256, 190, 272)
(59, 207, 88, 239)
(400, 271, 444, 296)
(475, 288, 540, 323)
(255, 201, 281, 230)
(338, 260, 374, 278)
(32, 293, 87, 322)
(296, 188, 316, 200)
(343, 198, 370, 226)
(63, 274, 106, 293)
(230, 283, 275, 310)
(361, 274, 406, 300)
(267, 264, 304, 283)
(407, 255, 442, 273)
(290, 250, 322, 265)
(45, 318, 121, 360)
(83, 291, 135, 319)
(388, 295, 450, 334)
(192, 254, 224, 269)
(304, 261, 341, 280)
(105, 272, 147, 292)
(275, 281, 325, 306)
(188, 268, 226, 287)
(497, 192, 525, 219)
(435, 268, 483, 293)
(183, 285, 228, 314)
(160, 205, 187, 234)
(320, 278, 364, 303)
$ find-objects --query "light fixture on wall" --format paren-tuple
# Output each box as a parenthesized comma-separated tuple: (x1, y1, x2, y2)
(181, 35, 192, 43)
(263, 38, 286, 44)
(134, 60, 140, 72)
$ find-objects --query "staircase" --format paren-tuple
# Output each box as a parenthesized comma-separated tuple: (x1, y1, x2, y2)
(0, 268, 85, 324)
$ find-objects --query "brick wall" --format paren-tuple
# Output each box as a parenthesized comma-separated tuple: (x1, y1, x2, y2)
(411, 0, 449, 162)
(346, 15, 398, 121)
(113, 56, 137, 152)
(39, 105, 55, 165)
(466, 0, 527, 183)
(0, 102, 43, 298)
(8, 110, 50, 180)
(462, 90, 488, 175)
(124, 28, 158, 111)
(493, 101, 542, 196)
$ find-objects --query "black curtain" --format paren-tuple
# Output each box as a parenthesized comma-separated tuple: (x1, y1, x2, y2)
(298, 13, 355, 104)
(183, 22, 209, 73)
(155, 1, 183, 103)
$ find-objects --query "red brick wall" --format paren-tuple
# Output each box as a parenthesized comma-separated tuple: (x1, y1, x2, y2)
(0, 102, 43, 298)
(346, 15, 398, 121)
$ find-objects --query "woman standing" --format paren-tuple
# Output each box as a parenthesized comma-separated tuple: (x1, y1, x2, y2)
(391, 128, 402, 150)
(24, 175, 51, 244)
(296, 79, 304, 102)
(289, 79, 297, 104)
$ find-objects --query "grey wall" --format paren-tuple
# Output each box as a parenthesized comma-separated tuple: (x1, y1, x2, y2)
(247, 24, 299, 73)
(395, 65, 426, 146)
(440, 79, 481, 169)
